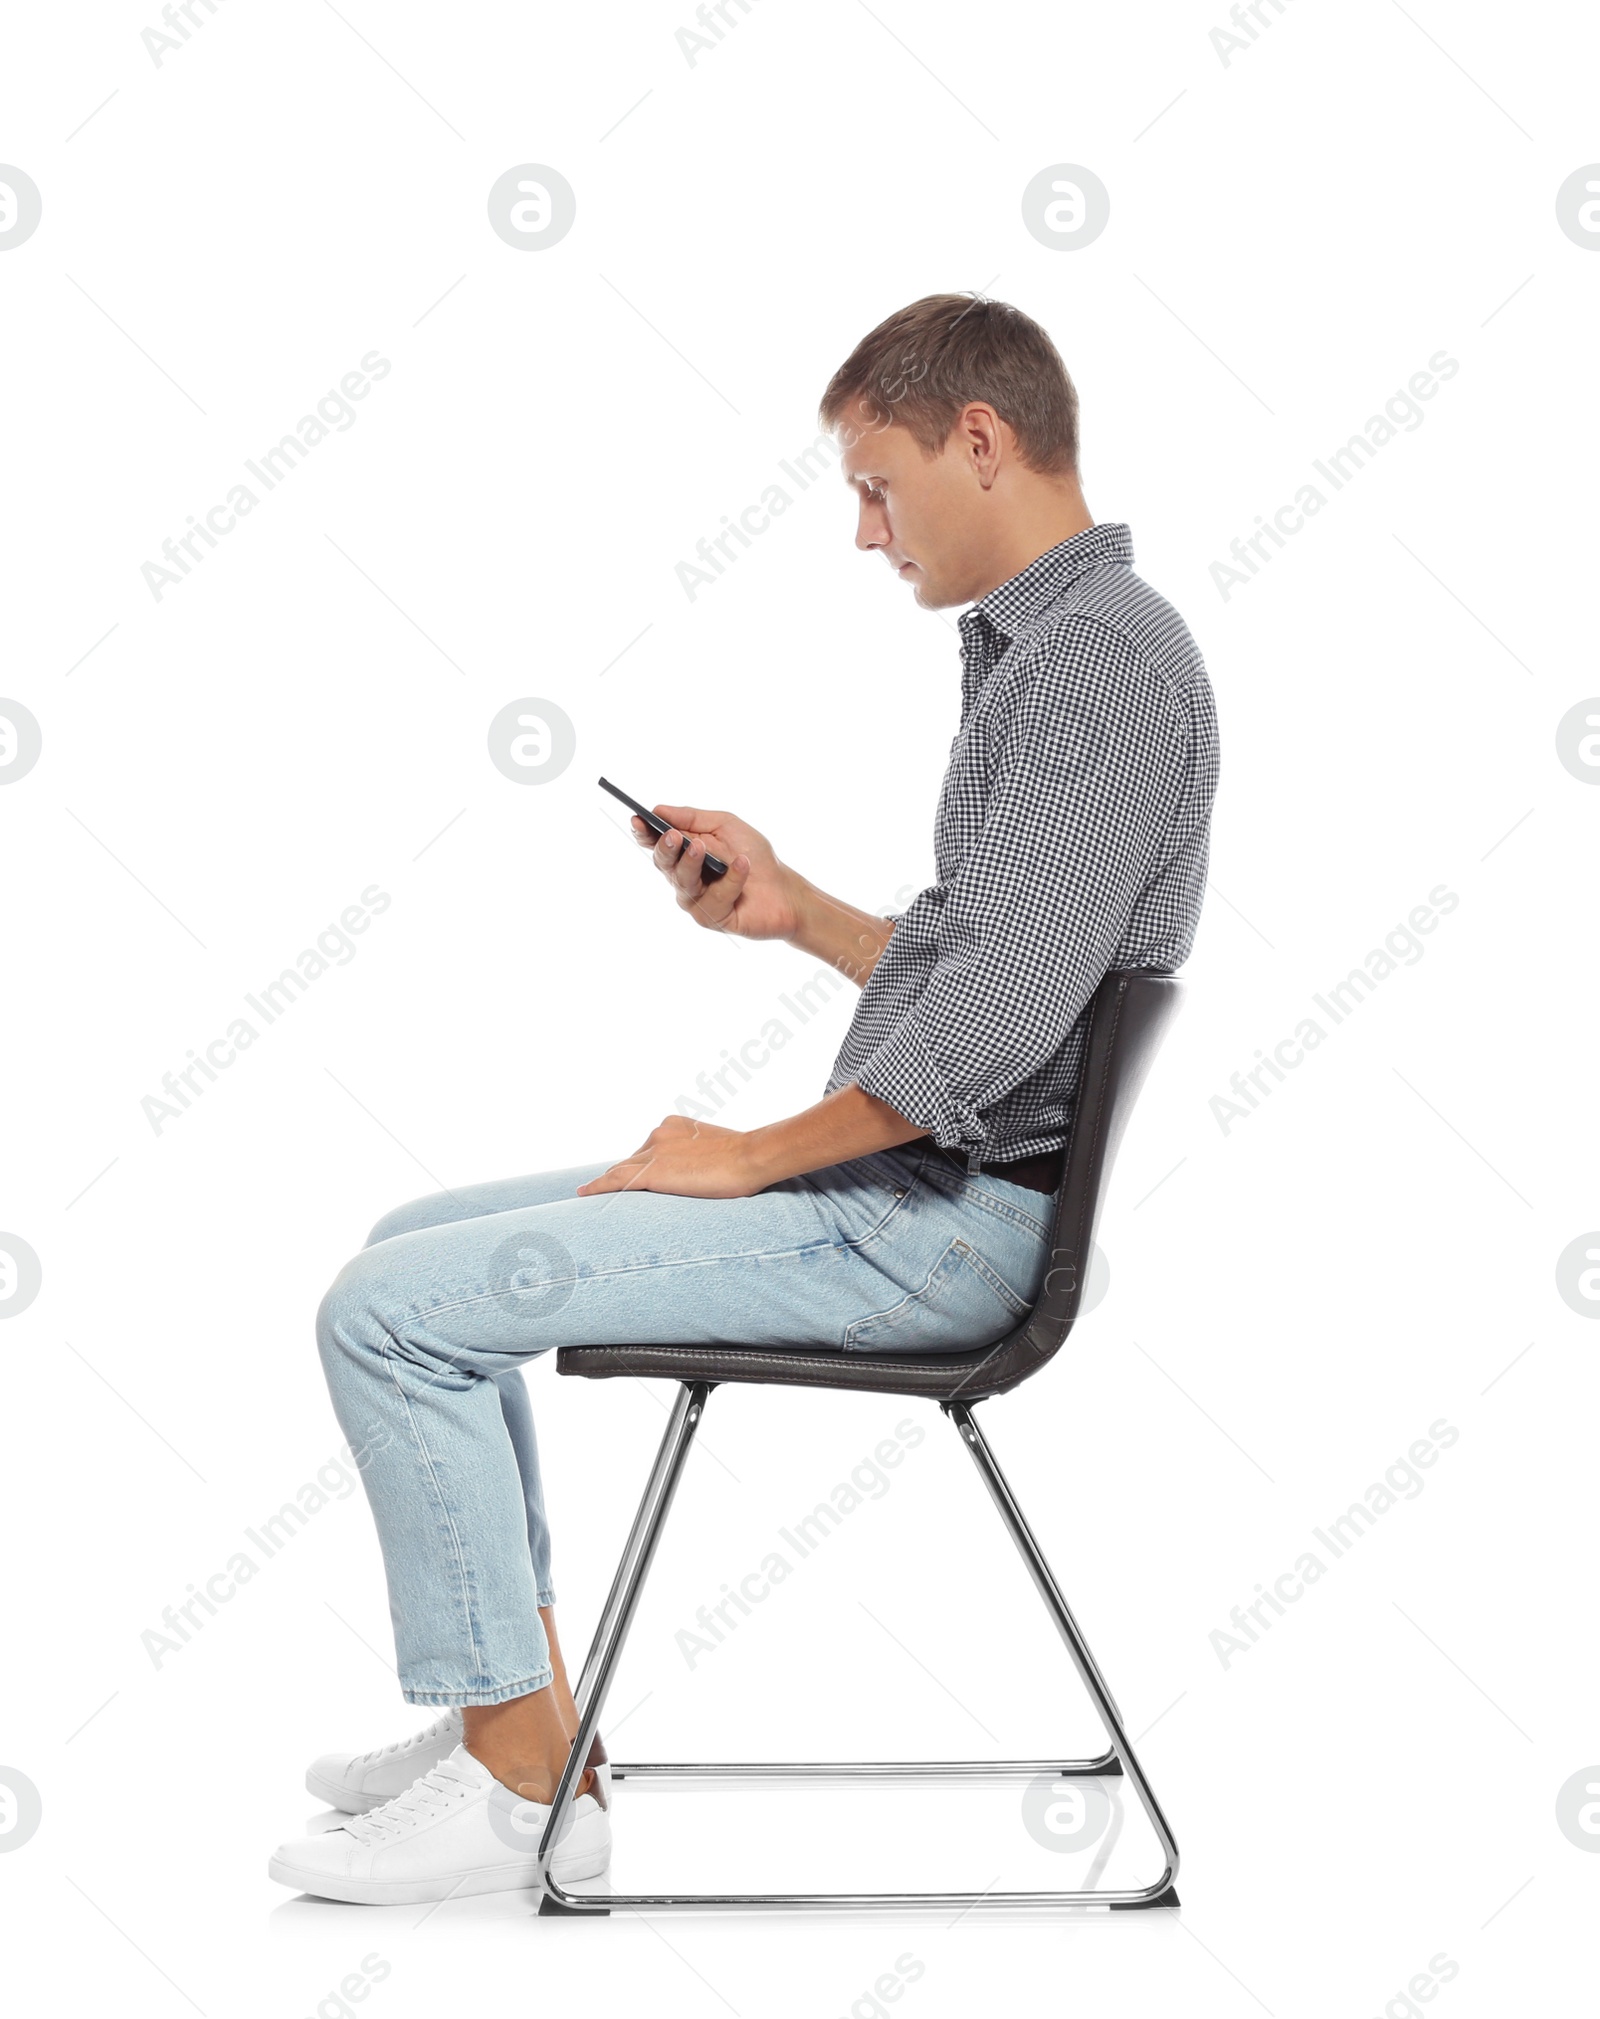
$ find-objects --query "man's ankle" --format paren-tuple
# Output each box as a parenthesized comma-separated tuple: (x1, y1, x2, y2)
(511, 1766, 595, 1805)
(464, 1743, 593, 1806)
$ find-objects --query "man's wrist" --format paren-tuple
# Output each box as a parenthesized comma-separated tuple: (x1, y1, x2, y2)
(740, 1120, 787, 1192)
(777, 865, 820, 950)
(783, 878, 896, 985)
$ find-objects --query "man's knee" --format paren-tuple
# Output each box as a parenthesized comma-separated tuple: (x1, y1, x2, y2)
(316, 1250, 395, 1372)
(316, 1248, 471, 1393)
(363, 1191, 453, 1248)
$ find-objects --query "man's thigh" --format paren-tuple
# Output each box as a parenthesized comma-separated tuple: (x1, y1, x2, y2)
(329, 1146, 992, 1376)
(362, 1161, 613, 1247)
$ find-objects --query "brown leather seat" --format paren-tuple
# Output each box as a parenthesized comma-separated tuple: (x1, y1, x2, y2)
(557, 968, 1183, 1404)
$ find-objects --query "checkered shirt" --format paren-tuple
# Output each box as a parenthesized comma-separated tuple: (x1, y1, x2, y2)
(823, 521, 1220, 1168)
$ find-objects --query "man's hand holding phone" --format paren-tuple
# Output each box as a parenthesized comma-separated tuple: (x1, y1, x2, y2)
(625, 795, 804, 943)
(599, 773, 896, 984)
(584, 774, 916, 1198)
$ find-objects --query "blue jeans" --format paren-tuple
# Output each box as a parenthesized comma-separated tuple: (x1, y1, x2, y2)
(317, 1142, 1056, 1705)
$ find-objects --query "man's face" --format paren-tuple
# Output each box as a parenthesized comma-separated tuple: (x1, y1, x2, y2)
(835, 405, 985, 610)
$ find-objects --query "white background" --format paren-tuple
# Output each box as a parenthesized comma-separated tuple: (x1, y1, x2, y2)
(2, 0, 1596, 2012)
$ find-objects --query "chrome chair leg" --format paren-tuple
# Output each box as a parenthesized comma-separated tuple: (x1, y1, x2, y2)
(538, 1382, 1179, 1914)
(571, 1379, 707, 1718)
(536, 1380, 710, 1912)
(945, 1400, 1179, 1910)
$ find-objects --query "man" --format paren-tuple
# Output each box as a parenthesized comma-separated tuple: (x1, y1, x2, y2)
(269, 291, 1220, 1904)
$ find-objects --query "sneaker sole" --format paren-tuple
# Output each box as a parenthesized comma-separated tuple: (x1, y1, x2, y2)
(267, 1841, 611, 1906)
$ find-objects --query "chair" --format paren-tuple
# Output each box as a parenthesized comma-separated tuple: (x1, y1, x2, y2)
(537, 968, 1185, 1914)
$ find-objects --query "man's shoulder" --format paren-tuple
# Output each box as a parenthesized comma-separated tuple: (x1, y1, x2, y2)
(1008, 555, 1207, 698)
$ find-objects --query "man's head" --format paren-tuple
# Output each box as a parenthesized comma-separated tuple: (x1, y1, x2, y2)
(818, 292, 1087, 610)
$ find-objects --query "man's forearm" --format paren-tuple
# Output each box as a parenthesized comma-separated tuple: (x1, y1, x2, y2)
(743, 1081, 927, 1187)
(782, 874, 898, 987)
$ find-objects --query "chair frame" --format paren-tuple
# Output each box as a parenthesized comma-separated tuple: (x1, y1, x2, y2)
(534, 970, 1184, 1914)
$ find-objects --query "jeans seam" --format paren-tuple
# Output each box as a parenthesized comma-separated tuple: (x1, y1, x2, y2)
(378, 1338, 492, 1687)
(402, 1665, 554, 1709)
(916, 1166, 1052, 1238)
(957, 1243, 1033, 1315)
(402, 1192, 924, 1330)
(842, 1236, 964, 1350)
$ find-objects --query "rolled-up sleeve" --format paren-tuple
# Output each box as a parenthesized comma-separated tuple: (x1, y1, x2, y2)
(852, 619, 1188, 1153)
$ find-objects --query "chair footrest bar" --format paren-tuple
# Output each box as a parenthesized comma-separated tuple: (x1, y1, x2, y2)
(608, 1754, 1123, 1780)
(1110, 1884, 1180, 1910)
(538, 1878, 1179, 1915)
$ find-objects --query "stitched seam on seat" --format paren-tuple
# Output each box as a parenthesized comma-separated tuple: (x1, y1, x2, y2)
(562, 1345, 981, 1377)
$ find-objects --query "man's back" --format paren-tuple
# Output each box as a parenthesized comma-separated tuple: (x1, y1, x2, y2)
(826, 521, 1220, 1167)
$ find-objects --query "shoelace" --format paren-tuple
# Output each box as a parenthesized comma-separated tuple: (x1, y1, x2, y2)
(342, 1760, 481, 1844)
(354, 1711, 459, 1768)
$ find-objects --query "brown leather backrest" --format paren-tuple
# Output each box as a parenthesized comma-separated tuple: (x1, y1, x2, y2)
(966, 969, 1184, 1399)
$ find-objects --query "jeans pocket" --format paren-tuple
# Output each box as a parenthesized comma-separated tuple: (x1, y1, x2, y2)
(841, 1237, 1031, 1354)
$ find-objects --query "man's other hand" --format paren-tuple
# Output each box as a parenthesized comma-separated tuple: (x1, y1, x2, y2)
(575, 1115, 767, 1200)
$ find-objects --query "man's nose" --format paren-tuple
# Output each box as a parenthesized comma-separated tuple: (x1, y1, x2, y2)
(855, 503, 887, 552)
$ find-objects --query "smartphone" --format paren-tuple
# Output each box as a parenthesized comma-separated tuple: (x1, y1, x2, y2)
(599, 776, 729, 881)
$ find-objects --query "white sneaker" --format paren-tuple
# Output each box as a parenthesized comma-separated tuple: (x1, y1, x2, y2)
(308, 1710, 611, 1812)
(270, 1743, 611, 1905)
(306, 1710, 465, 1812)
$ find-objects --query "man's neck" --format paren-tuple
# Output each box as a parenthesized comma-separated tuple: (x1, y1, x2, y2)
(968, 490, 1094, 603)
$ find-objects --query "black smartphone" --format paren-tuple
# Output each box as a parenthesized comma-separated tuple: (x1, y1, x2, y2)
(598, 776, 729, 881)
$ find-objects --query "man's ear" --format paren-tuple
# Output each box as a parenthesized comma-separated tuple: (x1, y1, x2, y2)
(957, 402, 1006, 489)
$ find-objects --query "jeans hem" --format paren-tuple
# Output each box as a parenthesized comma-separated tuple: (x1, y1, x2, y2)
(401, 1665, 554, 1708)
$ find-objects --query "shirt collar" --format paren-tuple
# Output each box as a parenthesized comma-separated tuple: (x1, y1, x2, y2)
(958, 521, 1134, 655)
